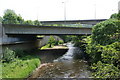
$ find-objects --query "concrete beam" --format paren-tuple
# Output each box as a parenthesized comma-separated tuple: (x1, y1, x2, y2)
(3, 24, 92, 35)
(41, 19, 107, 25)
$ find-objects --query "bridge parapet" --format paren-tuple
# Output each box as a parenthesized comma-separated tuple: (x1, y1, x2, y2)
(41, 19, 107, 25)
(3, 24, 92, 35)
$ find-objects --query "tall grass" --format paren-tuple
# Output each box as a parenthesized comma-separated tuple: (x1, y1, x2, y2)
(2, 48, 41, 79)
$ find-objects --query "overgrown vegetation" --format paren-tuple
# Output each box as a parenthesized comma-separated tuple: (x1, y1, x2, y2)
(85, 13, 120, 78)
(70, 13, 120, 78)
(2, 48, 40, 79)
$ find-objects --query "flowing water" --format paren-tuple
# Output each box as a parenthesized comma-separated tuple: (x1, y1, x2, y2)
(29, 43, 92, 78)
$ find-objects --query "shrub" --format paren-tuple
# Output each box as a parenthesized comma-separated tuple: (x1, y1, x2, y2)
(85, 14, 120, 78)
(2, 56, 40, 78)
(92, 19, 120, 45)
(58, 40, 64, 44)
(92, 61, 120, 78)
(3, 48, 16, 62)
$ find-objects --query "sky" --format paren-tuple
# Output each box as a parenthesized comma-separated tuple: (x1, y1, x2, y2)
(0, 0, 120, 21)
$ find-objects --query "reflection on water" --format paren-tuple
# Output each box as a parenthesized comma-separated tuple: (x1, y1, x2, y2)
(30, 42, 92, 78)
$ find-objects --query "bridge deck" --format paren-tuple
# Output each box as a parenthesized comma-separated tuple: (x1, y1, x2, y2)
(3, 24, 92, 35)
(41, 19, 107, 25)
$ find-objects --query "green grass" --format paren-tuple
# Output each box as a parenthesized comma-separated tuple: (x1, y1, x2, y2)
(0, 62, 2, 79)
(40, 44, 52, 50)
(2, 55, 40, 79)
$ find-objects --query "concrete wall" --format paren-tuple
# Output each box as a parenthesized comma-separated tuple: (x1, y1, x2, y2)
(1, 36, 51, 53)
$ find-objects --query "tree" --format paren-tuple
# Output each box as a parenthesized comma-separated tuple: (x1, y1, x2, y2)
(110, 13, 118, 19)
(23, 20, 34, 25)
(34, 20, 41, 26)
(2, 9, 18, 24)
(17, 15, 24, 24)
(92, 19, 120, 45)
(2, 9, 24, 24)
(110, 13, 120, 20)
(85, 15, 120, 78)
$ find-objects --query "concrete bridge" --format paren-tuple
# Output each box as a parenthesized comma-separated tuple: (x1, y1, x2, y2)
(0, 23, 92, 55)
(3, 24, 92, 35)
(1, 19, 106, 55)
(41, 19, 107, 25)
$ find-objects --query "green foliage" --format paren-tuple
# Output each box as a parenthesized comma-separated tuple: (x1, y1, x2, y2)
(0, 62, 2, 79)
(17, 15, 24, 24)
(0, 16, 2, 23)
(2, 9, 18, 24)
(2, 48, 41, 78)
(58, 40, 64, 44)
(110, 13, 118, 19)
(24, 20, 34, 25)
(118, 13, 120, 20)
(15, 49, 25, 57)
(2, 9, 24, 24)
(91, 61, 120, 78)
(41, 36, 64, 49)
(59, 35, 77, 43)
(92, 19, 120, 45)
(42, 23, 82, 27)
(48, 36, 58, 47)
(2, 9, 42, 26)
(110, 13, 120, 20)
(101, 42, 120, 65)
(85, 14, 120, 78)
(2, 56, 40, 78)
(40, 44, 51, 49)
(34, 20, 41, 26)
(3, 48, 16, 62)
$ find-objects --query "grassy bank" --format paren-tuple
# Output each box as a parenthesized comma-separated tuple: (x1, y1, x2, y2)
(2, 48, 41, 79)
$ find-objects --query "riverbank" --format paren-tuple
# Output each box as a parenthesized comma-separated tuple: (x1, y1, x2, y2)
(28, 42, 92, 79)
(41, 45, 68, 50)
(2, 49, 41, 79)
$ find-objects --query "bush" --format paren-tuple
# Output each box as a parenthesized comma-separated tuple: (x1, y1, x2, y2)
(2, 56, 40, 78)
(15, 49, 25, 57)
(2, 48, 41, 79)
(92, 61, 120, 78)
(58, 40, 64, 44)
(85, 14, 120, 78)
(48, 36, 56, 47)
(3, 48, 16, 62)
(92, 19, 120, 45)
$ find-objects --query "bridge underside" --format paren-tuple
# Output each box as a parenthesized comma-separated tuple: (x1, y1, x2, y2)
(3, 24, 92, 35)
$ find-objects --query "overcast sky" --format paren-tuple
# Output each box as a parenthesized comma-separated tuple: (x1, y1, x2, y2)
(0, 0, 119, 21)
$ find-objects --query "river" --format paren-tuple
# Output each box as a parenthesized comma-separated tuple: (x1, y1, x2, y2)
(28, 43, 92, 79)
